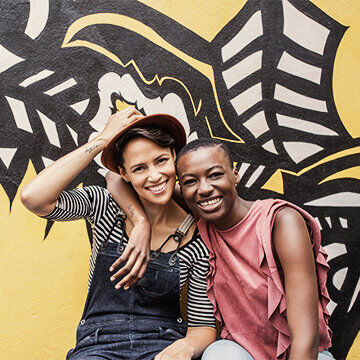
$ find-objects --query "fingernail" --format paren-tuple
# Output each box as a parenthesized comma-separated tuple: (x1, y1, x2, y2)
(124, 286, 129, 290)
(109, 267, 113, 271)
(115, 284, 121, 289)
(110, 277, 115, 281)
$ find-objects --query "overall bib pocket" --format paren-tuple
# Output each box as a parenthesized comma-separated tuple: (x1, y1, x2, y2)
(136, 260, 177, 299)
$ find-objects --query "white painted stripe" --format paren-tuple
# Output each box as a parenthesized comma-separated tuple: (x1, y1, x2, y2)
(326, 299, 337, 315)
(276, 113, 337, 136)
(275, 84, 328, 112)
(98, 168, 108, 177)
(44, 78, 77, 96)
(222, 11, 263, 63)
(25, 0, 49, 40)
(325, 217, 332, 228)
(323, 243, 347, 262)
(283, 141, 323, 163)
(0, 148, 17, 168)
(245, 165, 265, 188)
(339, 217, 348, 228)
(237, 163, 250, 180)
(282, 0, 330, 55)
(243, 110, 269, 138)
(188, 131, 198, 142)
(70, 98, 90, 115)
(5, 96, 33, 132)
(262, 140, 278, 154)
(222, 51, 262, 89)
(314, 217, 322, 230)
(230, 83, 262, 116)
(42, 156, 54, 168)
(348, 276, 360, 312)
(0, 44, 24, 73)
(277, 51, 322, 84)
(36, 110, 61, 147)
(66, 125, 79, 146)
(305, 192, 360, 207)
(333, 267, 348, 290)
(19, 69, 54, 87)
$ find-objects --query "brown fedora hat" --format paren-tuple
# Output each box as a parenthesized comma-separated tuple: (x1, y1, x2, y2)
(101, 113, 187, 173)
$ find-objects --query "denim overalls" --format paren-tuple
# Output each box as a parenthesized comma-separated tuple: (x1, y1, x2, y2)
(67, 214, 194, 360)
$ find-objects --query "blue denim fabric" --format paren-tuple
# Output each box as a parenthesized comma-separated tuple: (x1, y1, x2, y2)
(202, 340, 253, 360)
(67, 239, 186, 360)
(201, 340, 335, 360)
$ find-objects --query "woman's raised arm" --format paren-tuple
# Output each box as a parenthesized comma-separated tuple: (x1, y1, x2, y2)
(21, 107, 143, 216)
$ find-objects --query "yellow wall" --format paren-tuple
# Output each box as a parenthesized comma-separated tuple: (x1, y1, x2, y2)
(0, 163, 89, 359)
(311, 0, 360, 139)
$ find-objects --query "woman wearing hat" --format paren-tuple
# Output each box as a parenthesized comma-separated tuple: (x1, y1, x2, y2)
(21, 106, 216, 359)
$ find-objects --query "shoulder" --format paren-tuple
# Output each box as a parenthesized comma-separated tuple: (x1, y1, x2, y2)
(178, 229, 209, 260)
(79, 186, 124, 220)
(76, 185, 107, 198)
(274, 205, 306, 228)
(81, 186, 120, 207)
(272, 206, 312, 262)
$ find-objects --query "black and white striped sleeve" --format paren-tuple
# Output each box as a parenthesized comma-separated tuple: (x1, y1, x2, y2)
(180, 237, 215, 328)
(187, 255, 215, 327)
(43, 186, 105, 222)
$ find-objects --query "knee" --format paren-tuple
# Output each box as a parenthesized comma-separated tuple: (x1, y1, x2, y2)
(202, 340, 254, 360)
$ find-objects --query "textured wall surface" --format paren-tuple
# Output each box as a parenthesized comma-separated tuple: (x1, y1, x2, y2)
(0, 1, 359, 359)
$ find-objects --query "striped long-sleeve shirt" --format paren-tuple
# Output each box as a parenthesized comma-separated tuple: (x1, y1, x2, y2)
(45, 185, 215, 328)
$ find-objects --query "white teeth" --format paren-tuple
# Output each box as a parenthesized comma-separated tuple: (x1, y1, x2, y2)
(199, 198, 221, 207)
(147, 181, 166, 193)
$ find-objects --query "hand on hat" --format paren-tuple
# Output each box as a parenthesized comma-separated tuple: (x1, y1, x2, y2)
(98, 106, 143, 144)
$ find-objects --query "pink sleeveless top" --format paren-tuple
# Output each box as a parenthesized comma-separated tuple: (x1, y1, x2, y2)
(197, 199, 332, 359)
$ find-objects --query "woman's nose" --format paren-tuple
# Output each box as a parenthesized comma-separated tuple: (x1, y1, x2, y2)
(198, 179, 213, 195)
(147, 167, 161, 182)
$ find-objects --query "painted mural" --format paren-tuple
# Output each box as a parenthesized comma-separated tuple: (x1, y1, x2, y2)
(0, 0, 359, 358)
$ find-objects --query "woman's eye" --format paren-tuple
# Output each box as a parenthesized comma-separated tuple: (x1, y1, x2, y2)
(210, 172, 223, 178)
(133, 166, 144, 173)
(182, 179, 195, 186)
(157, 157, 168, 164)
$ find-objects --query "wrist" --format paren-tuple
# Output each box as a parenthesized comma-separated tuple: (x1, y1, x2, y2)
(290, 339, 318, 360)
(182, 337, 196, 358)
(132, 215, 151, 228)
(83, 136, 107, 155)
(93, 131, 113, 147)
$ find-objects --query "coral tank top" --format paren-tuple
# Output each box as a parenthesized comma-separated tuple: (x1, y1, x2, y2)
(197, 199, 332, 359)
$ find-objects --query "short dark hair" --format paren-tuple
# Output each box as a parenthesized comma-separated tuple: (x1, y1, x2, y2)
(176, 138, 233, 168)
(115, 125, 175, 168)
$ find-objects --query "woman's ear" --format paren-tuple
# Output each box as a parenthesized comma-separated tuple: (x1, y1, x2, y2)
(233, 167, 240, 186)
(118, 166, 130, 183)
(172, 149, 177, 163)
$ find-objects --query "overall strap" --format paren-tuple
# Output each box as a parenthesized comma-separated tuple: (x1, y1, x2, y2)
(151, 214, 195, 266)
(99, 209, 126, 251)
(177, 214, 195, 238)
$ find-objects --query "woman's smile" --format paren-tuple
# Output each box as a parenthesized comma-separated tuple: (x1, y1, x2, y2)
(145, 180, 168, 194)
(197, 196, 222, 212)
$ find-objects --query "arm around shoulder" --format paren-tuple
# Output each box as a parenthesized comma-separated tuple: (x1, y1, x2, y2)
(106, 171, 149, 226)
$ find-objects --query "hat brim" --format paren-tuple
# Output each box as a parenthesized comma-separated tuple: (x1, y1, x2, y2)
(101, 113, 186, 173)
